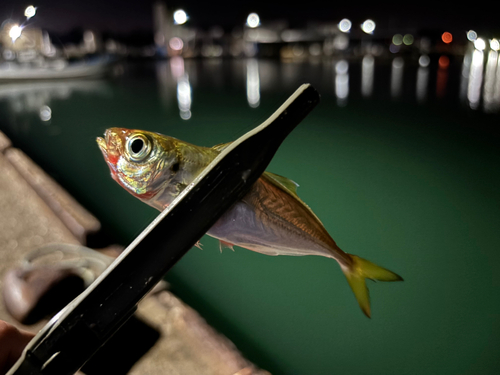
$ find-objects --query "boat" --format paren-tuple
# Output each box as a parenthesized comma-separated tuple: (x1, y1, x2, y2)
(0, 55, 113, 81)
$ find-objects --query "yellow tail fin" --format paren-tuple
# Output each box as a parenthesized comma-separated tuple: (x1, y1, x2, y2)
(342, 254, 403, 318)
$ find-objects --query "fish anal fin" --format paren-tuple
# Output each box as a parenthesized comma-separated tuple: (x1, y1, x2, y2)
(219, 240, 235, 253)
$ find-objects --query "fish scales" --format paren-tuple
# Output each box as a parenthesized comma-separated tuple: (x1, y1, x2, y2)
(245, 177, 341, 257)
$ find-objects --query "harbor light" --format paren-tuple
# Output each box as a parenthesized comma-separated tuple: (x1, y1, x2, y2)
(403, 34, 414, 45)
(25, 5, 36, 19)
(467, 30, 477, 42)
(8, 25, 22, 42)
(246, 13, 260, 28)
(39, 106, 52, 122)
(474, 38, 485, 51)
(338, 18, 351, 33)
(361, 19, 375, 34)
(173, 9, 188, 25)
(418, 55, 430, 68)
(442, 32, 453, 44)
(169, 37, 183, 51)
(392, 34, 403, 45)
(490, 39, 499, 52)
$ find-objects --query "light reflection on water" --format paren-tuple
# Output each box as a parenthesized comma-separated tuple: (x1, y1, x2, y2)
(483, 50, 500, 113)
(334, 59, 349, 106)
(1, 50, 500, 127)
(361, 55, 374, 98)
(468, 49, 484, 110)
(416, 57, 429, 103)
(246, 58, 260, 108)
(390, 57, 404, 99)
(0, 80, 111, 127)
(0, 54, 499, 375)
(153, 51, 500, 121)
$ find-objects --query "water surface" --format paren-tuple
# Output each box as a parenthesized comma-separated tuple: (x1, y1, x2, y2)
(1, 56, 499, 374)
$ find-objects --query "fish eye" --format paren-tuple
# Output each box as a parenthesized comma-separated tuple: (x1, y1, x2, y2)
(126, 134, 152, 162)
(171, 162, 180, 172)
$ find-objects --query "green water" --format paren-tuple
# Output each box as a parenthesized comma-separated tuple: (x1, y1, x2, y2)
(1, 57, 500, 374)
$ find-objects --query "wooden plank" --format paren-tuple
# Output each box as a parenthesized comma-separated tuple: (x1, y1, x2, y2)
(0, 151, 271, 374)
(4, 148, 101, 245)
(0, 130, 12, 153)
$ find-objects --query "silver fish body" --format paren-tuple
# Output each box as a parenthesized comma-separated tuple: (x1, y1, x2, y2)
(97, 128, 403, 317)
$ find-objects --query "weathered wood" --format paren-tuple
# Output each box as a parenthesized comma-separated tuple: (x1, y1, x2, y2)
(132, 291, 270, 375)
(4, 148, 101, 245)
(0, 152, 80, 333)
(0, 131, 12, 153)
(0, 151, 271, 374)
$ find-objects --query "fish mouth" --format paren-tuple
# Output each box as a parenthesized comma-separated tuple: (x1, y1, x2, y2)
(96, 129, 121, 169)
(96, 136, 107, 155)
(96, 136, 114, 168)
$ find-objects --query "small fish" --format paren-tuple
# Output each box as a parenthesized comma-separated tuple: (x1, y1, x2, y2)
(97, 128, 402, 317)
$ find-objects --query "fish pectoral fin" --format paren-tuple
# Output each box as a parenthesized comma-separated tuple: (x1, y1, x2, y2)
(194, 241, 203, 250)
(219, 240, 235, 253)
(342, 254, 403, 318)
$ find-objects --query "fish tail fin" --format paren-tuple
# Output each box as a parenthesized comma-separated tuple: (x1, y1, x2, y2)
(341, 254, 403, 318)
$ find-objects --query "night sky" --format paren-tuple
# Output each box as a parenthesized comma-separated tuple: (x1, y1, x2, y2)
(0, 1, 498, 35)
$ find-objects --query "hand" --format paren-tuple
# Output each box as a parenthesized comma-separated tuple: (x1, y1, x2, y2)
(0, 320, 34, 375)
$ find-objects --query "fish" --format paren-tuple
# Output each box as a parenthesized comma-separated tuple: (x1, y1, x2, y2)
(97, 128, 403, 317)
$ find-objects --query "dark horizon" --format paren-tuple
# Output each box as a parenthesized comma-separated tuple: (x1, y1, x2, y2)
(0, 1, 498, 36)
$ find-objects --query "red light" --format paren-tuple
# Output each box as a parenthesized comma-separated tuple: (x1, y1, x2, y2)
(442, 32, 453, 44)
(438, 55, 450, 69)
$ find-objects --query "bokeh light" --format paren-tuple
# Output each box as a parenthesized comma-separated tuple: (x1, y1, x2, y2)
(338, 19, 351, 33)
(474, 38, 486, 51)
(361, 19, 376, 34)
(246, 59, 260, 108)
(419, 55, 430, 68)
(333, 34, 349, 50)
(335, 60, 348, 75)
(392, 34, 403, 46)
(403, 34, 414, 45)
(246, 13, 260, 28)
(467, 30, 477, 42)
(389, 44, 400, 53)
(391, 57, 404, 98)
(8, 25, 22, 42)
(361, 55, 374, 97)
(309, 43, 321, 56)
(490, 39, 499, 52)
(173, 10, 188, 25)
(438, 55, 450, 69)
(24, 5, 36, 19)
(177, 77, 192, 120)
(468, 49, 484, 109)
(39, 106, 52, 122)
(335, 60, 349, 104)
(442, 32, 453, 44)
(169, 37, 184, 51)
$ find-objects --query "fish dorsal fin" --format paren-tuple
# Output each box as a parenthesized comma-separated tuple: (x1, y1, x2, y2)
(263, 172, 299, 197)
(212, 142, 232, 152)
(262, 171, 325, 226)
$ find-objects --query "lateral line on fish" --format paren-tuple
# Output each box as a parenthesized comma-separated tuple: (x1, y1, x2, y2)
(250, 190, 330, 249)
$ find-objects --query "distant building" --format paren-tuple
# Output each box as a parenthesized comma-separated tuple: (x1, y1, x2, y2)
(153, 1, 197, 57)
(153, 2, 171, 56)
